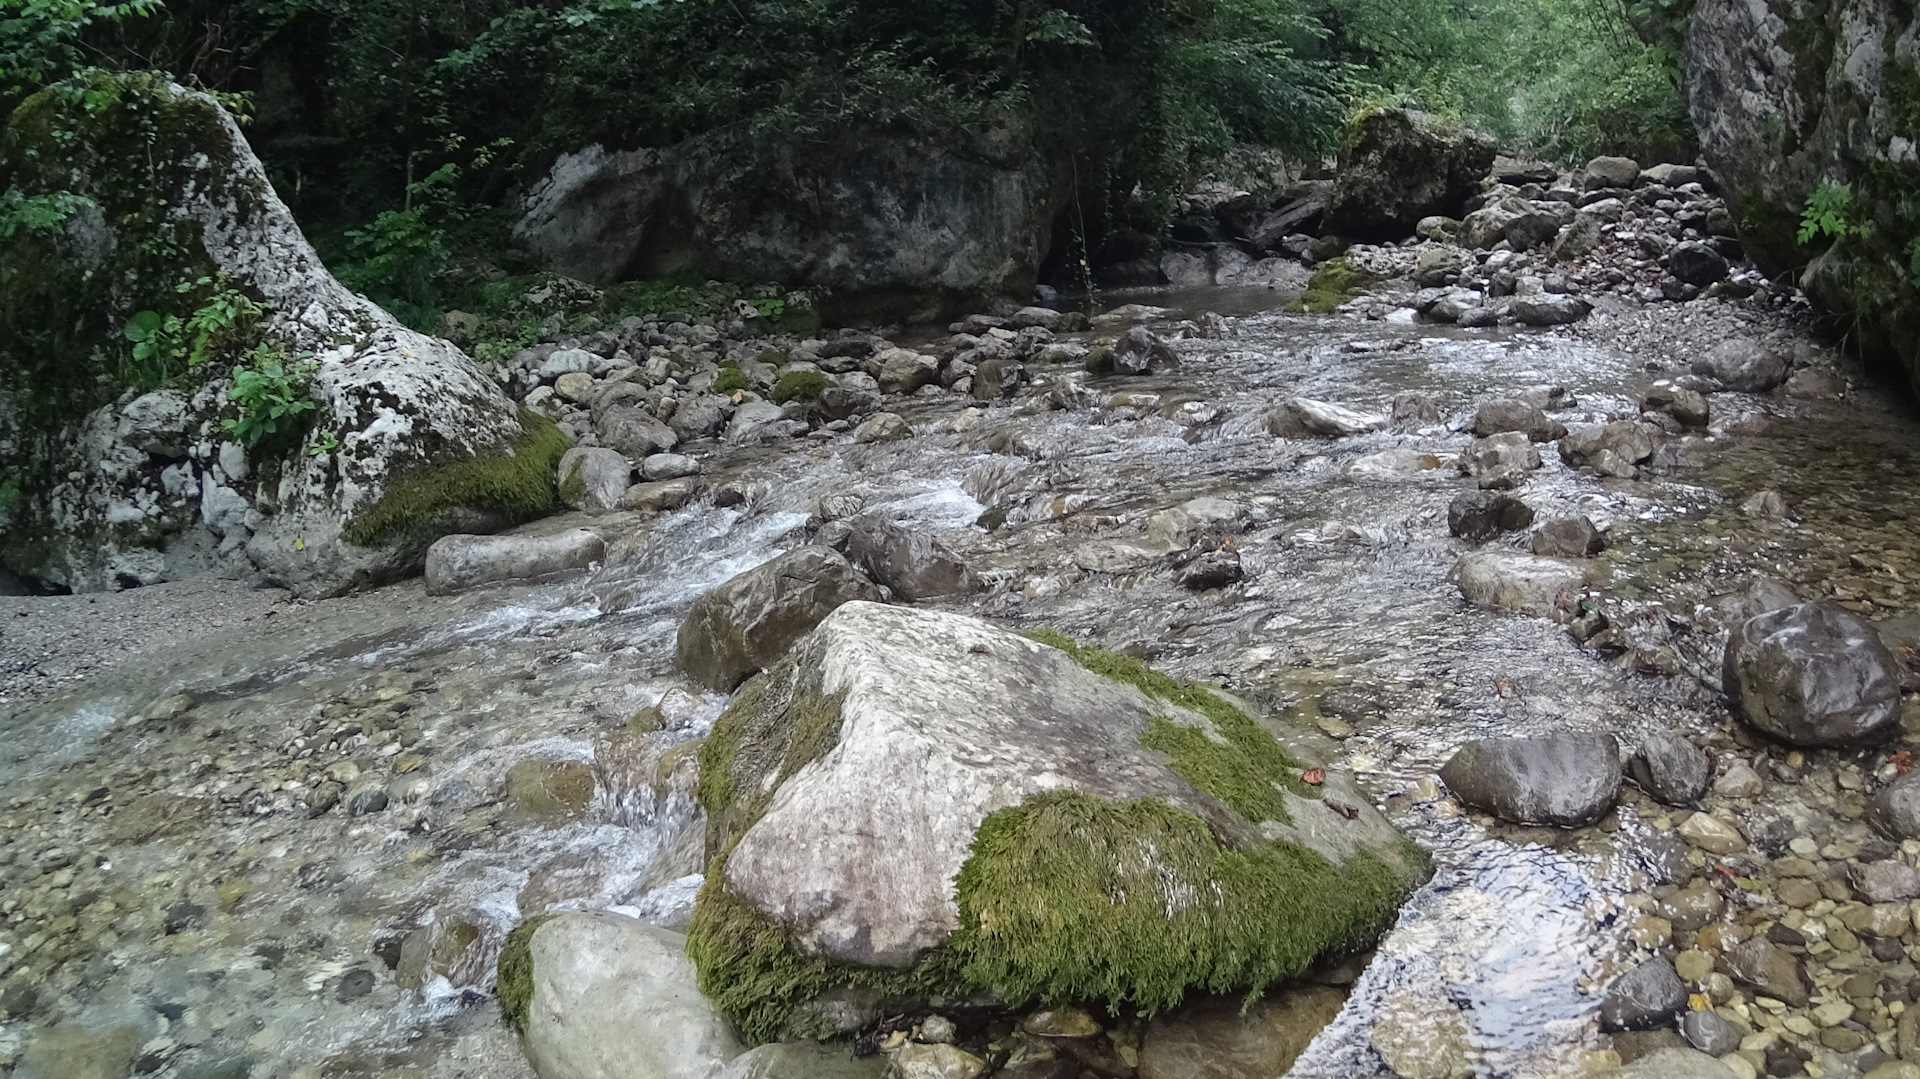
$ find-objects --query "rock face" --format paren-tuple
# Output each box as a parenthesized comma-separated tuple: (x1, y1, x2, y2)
(0, 74, 558, 596)
(1684, 0, 1920, 395)
(558, 448, 631, 513)
(689, 603, 1428, 1041)
(674, 547, 882, 691)
(1439, 732, 1622, 826)
(1326, 107, 1497, 239)
(514, 912, 743, 1079)
(424, 529, 606, 596)
(843, 519, 981, 602)
(512, 127, 1059, 323)
(1723, 602, 1901, 747)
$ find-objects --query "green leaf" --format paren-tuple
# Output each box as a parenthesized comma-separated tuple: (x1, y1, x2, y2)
(123, 310, 162, 342)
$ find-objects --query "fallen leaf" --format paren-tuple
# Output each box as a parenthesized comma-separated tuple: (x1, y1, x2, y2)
(1301, 768, 1325, 786)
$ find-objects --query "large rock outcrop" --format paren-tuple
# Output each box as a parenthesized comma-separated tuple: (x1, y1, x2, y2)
(1684, 0, 1920, 392)
(513, 125, 1060, 323)
(688, 602, 1429, 1043)
(1325, 107, 1497, 240)
(0, 72, 564, 596)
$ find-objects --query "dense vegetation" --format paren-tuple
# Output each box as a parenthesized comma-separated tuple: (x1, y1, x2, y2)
(1, 0, 1692, 336)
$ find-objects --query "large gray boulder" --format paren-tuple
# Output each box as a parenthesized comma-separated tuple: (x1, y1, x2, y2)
(512, 912, 743, 1079)
(1326, 108, 1498, 239)
(1439, 732, 1622, 827)
(558, 448, 632, 513)
(512, 128, 1058, 323)
(1693, 338, 1789, 393)
(674, 547, 882, 691)
(1723, 601, 1901, 746)
(0, 74, 556, 597)
(690, 603, 1429, 1041)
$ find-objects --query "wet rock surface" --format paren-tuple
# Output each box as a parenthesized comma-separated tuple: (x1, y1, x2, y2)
(1724, 601, 1902, 747)
(1439, 732, 1622, 827)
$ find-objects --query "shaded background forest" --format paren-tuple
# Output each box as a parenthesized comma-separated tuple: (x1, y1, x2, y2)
(2, 0, 1694, 331)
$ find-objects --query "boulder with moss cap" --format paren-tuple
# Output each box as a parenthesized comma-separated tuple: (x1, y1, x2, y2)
(0, 72, 560, 596)
(688, 601, 1429, 1043)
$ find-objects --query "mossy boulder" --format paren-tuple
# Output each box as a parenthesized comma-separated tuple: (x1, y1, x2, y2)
(1684, 0, 1920, 393)
(1324, 107, 1497, 241)
(689, 602, 1430, 1043)
(0, 73, 559, 595)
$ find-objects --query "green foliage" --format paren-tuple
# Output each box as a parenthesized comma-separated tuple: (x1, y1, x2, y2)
(0, 186, 85, 238)
(950, 790, 1421, 1012)
(1287, 256, 1364, 314)
(340, 410, 570, 547)
(1025, 628, 1316, 816)
(711, 365, 750, 396)
(221, 347, 317, 451)
(120, 274, 263, 387)
(770, 369, 830, 405)
(1799, 182, 1874, 246)
(1311, 0, 1692, 164)
(0, 0, 159, 108)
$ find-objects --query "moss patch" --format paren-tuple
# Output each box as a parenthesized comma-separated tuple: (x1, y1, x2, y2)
(1286, 257, 1365, 314)
(687, 871, 963, 1044)
(1083, 345, 1114, 374)
(771, 369, 831, 404)
(697, 658, 850, 858)
(1024, 628, 1316, 816)
(496, 912, 559, 1035)
(712, 365, 750, 395)
(341, 409, 571, 547)
(949, 790, 1423, 1012)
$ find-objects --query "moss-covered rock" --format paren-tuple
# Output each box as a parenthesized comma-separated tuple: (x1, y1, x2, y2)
(688, 602, 1430, 1043)
(0, 73, 555, 595)
(1324, 107, 1497, 241)
(1685, 0, 1920, 394)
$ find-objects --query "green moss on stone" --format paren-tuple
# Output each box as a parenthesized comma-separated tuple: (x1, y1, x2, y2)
(496, 912, 559, 1035)
(1083, 345, 1114, 374)
(341, 409, 571, 547)
(1024, 628, 1316, 815)
(1287, 257, 1364, 314)
(949, 790, 1421, 1012)
(688, 626, 1426, 1044)
(771, 369, 831, 404)
(697, 659, 850, 857)
(713, 365, 750, 395)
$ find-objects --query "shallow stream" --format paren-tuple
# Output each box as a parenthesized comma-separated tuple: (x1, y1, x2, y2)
(3, 286, 1916, 1078)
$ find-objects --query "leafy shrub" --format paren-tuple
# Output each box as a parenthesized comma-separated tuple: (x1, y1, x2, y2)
(221, 348, 318, 451)
(1799, 182, 1874, 246)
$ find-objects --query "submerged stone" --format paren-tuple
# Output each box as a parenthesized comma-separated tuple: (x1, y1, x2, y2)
(1439, 732, 1621, 826)
(688, 603, 1428, 1041)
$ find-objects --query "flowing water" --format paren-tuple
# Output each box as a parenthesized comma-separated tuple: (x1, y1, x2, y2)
(2, 286, 1916, 1078)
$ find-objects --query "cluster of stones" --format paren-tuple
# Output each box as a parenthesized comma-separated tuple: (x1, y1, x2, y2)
(1341, 157, 1760, 329)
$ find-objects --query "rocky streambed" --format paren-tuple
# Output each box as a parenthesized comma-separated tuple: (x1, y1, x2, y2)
(3, 276, 1920, 1079)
